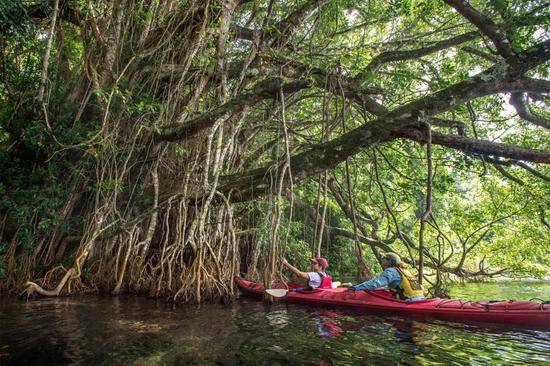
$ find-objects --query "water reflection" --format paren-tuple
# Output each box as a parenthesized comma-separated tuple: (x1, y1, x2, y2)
(391, 319, 429, 345)
(311, 310, 343, 338)
(0, 292, 548, 365)
(265, 309, 290, 329)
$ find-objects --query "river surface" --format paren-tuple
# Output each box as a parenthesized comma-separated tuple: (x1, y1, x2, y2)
(0, 281, 549, 365)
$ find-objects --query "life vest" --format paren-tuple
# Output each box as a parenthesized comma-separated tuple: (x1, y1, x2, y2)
(389, 267, 425, 300)
(318, 272, 333, 289)
(307, 272, 332, 290)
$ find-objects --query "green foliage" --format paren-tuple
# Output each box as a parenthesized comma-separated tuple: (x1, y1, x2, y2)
(0, 17, 92, 257)
(0, 0, 33, 37)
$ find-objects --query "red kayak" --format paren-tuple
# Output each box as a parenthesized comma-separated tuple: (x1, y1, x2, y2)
(235, 277, 550, 329)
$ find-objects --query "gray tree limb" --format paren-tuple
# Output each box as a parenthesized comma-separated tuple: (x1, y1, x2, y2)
(443, 0, 515, 58)
(509, 93, 550, 129)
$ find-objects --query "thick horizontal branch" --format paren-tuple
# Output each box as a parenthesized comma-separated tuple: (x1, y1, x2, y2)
(154, 58, 389, 143)
(400, 76, 550, 122)
(215, 42, 550, 201)
(394, 127, 550, 164)
(155, 78, 311, 142)
(278, 59, 387, 115)
(149, 39, 548, 128)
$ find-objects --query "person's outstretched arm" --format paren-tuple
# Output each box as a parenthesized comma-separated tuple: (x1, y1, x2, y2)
(348, 268, 398, 291)
(282, 258, 309, 280)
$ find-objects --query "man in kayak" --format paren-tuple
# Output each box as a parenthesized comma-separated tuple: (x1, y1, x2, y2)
(281, 257, 332, 290)
(347, 252, 425, 301)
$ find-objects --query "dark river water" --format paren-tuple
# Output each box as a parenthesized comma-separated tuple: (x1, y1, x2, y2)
(1, 281, 549, 365)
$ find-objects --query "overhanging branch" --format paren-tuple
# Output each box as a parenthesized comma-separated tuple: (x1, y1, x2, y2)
(155, 78, 311, 142)
(443, 0, 514, 58)
(393, 127, 550, 164)
(510, 93, 550, 129)
(167, 40, 550, 200)
(365, 31, 479, 72)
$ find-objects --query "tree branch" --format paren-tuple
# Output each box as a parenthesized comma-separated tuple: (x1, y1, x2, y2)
(482, 156, 550, 183)
(394, 128, 550, 164)
(443, 0, 514, 58)
(491, 164, 525, 185)
(232, 0, 329, 46)
(366, 31, 479, 72)
(431, 118, 467, 136)
(155, 78, 311, 142)
(274, 59, 387, 116)
(462, 46, 499, 63)
(509, 93, 550, 129)
(270, 0, 329, 46)
(232, 25, 257, 41)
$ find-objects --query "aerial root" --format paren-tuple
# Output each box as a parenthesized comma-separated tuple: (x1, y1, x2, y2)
(20, 267, 77, 298)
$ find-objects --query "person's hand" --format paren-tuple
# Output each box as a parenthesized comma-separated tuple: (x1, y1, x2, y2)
(281, 258, 289, 266)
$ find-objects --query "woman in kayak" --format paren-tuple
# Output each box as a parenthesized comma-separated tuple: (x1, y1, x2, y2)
(347, 252, 426, 301)
(281, 257, 333, 290)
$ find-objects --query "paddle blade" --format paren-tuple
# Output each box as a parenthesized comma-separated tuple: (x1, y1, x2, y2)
(266, 289, 288, 298)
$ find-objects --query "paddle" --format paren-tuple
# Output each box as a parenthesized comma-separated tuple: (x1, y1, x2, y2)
(265, 289, 289, 298)
(266, 281, 345, 297)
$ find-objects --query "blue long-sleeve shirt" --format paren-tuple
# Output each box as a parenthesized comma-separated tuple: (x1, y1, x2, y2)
(349, 267, 402, 291)
(349, 267, 425, 301)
